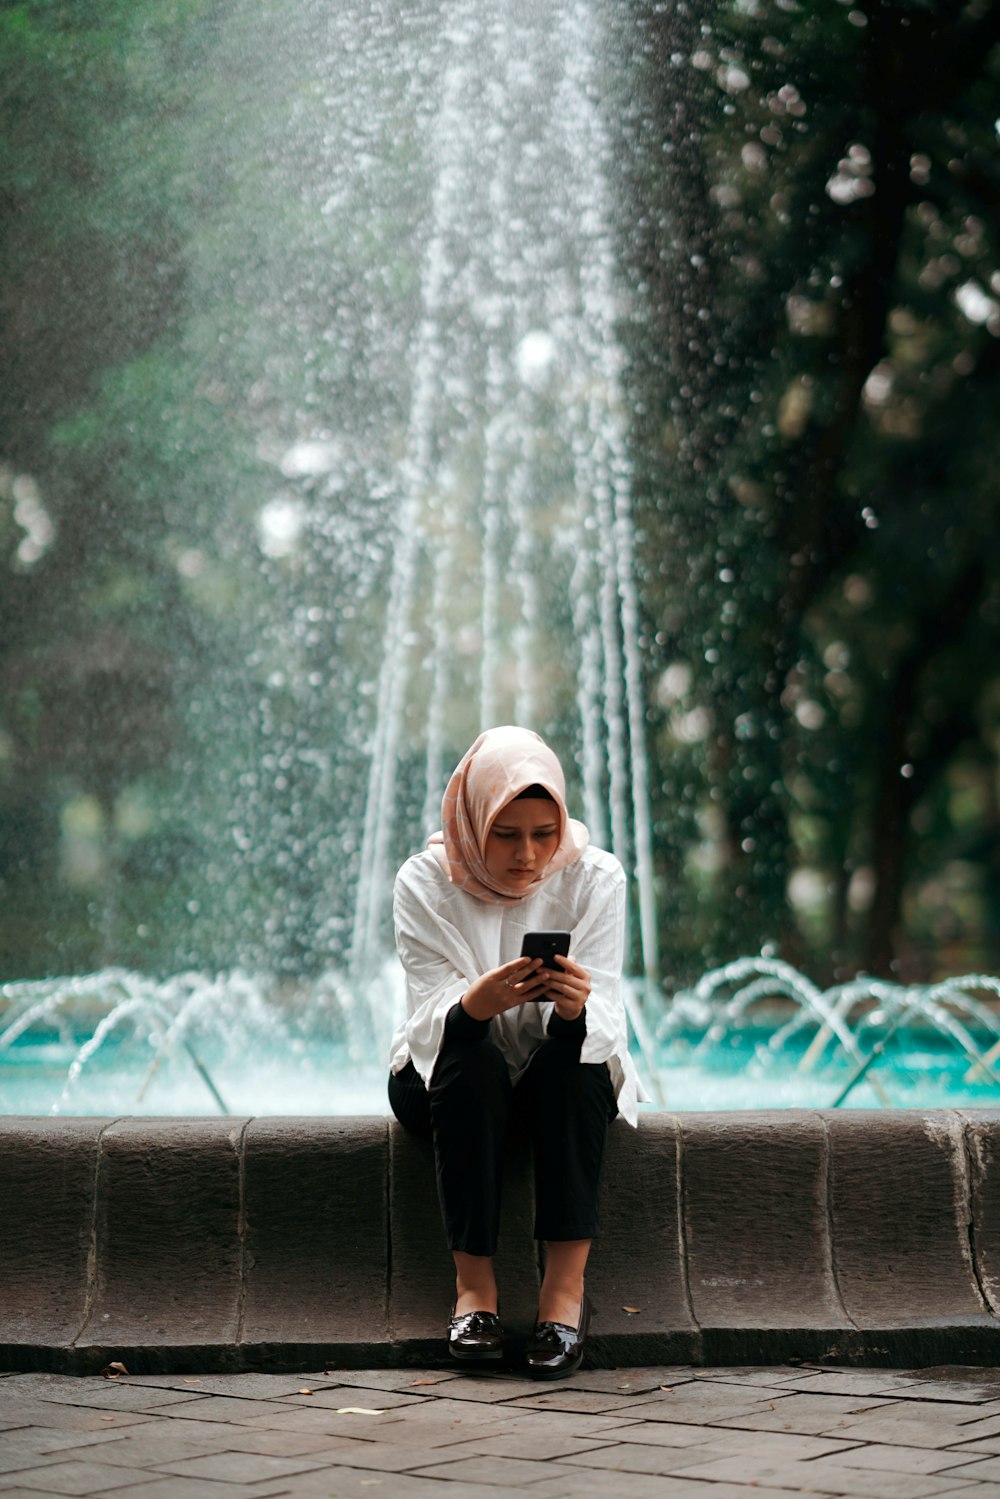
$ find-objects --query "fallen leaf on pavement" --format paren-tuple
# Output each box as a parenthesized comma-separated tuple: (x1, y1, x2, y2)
(335, 1406, 388, 1415)
(100, 1362, 128, 1379)
(298, 1388, 314, 1395)
(621, 1305, 641, 1315)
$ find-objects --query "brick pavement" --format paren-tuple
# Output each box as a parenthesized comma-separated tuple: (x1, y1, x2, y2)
(3, 1364, 1000, 1497)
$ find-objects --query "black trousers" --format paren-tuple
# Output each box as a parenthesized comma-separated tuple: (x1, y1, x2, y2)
(388, 1033, 617, 1256)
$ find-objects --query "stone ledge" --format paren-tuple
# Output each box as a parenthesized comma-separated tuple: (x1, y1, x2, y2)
(1, 1110, 998, 1373)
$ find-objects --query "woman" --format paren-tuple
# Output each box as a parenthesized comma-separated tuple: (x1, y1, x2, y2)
(388, 725, 643, 1378)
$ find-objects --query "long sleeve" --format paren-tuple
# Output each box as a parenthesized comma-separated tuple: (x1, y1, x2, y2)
(565, 857, 626, 1069)
(390, 858, 480, 1084)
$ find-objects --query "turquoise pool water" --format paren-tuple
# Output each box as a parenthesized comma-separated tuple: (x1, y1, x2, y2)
(1, 1023, 997, 1116)
(3, 960, 999, 1116)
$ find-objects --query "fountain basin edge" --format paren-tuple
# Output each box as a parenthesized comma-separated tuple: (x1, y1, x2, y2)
(2, 1110, 999, 1374)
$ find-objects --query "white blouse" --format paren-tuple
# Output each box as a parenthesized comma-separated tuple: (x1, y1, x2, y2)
(389, 844, 645, 1126)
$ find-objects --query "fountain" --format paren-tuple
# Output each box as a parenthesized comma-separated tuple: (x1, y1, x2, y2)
(2, 0, 999, 1119)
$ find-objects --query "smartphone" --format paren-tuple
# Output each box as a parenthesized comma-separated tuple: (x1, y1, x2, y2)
(520, 930, 571, 970)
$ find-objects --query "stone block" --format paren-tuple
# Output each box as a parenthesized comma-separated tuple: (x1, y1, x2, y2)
(962, 1110, 1000, 1317)
(825, 1111, 989, 1332)
(0, 1118, 106, 1360)
(242, 1116, 389, 1353)
(77, 1116, 246, 1363)
(388, 1121, 538, 1350)
(588, 1114, 696, 1364)
(680, 1111, 848, 1349)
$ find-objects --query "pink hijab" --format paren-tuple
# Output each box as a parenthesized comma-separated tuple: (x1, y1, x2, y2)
(428, 725, 588, 904)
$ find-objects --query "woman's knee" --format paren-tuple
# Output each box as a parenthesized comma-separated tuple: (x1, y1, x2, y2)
(430, 1038, 510, 1108)
(522, 1044, 615, 1116)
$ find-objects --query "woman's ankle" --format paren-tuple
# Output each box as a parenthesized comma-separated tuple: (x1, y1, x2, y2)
(538, 1239, 590, 1325)
(453, 1251, 498, 1315)
(537, 1285, 583, 1325)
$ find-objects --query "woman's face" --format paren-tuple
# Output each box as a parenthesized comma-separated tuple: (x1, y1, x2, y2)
(483, 798, 561, 890)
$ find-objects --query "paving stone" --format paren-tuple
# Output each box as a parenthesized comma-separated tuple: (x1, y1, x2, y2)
(607, 1388, 790, 1424)
(632, 1378, 792, 1406)
(949, 1437, 1000, 1456)
(58, 1481, 291, 1499)
(0, 1457, 157, 1494)
(298, 1368, 459, 1391)
(885, 1380, 1000, 1405)
(775, 1371, 929, 1398)
(258, 1402, 510, 1446)
(610, 1425, 862, 1462)
(290, 1469, 515, 1499)
(567, 1367, 699, 1395)
(610, 1420, 741, 1449)
(666, 1452, 965, 1497)
(532, 1471, 806, 1499)
(75, 1423, 249, 1467)
(950, 1412, 1000, 1441)
(933, 1490, 1000, 1499)
(217, 1428, 367, 1457)
(417, 1375, 576, 1403)
(439, 1432, 616, 1462)
(435, 1409, 647, 1443)
(249, 1404, 412, 1438)
(147, 1449, 335, 1483)
(282, 1387, 427, 1411)
(561, 1441, 738, 1476)
(793, 1464, 977, 1498)
(0, 1405, 157, 1433)
(796, 1442, 977, 1475)
(409, 1453, 581, 1484)
(689, 1373, 821, 1391)
(369, 1395, 529, 1427)
(0, 1451, 66, 1478)
(932, 1454, 1000, 1481)
(121, 1372, 340, 1400)
(144, 1394, 343, 1426)
(0, 1493, 107, 1499)
(710, 1391, 897, 1435)
(0, 1428, 119, 1457)
(506, 1388, 683, 1415)
(267, 1434, 490, 1473)
(11, 1382, 209, 1413)
(826, 1411, 988, 1448)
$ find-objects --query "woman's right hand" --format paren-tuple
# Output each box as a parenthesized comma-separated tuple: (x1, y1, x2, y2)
(461, 957, 549, 1021)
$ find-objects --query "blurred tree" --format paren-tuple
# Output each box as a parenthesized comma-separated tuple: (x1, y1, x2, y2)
(0, 0, 431, 977)
(627, 0, 1000, 978)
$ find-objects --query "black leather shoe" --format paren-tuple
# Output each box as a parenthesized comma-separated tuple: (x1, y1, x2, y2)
(524, 1293, 591, 1379)
(447, 1308, 503, 1362)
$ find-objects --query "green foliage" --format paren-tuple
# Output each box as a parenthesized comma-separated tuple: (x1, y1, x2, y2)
(627, 0, 1000, 980)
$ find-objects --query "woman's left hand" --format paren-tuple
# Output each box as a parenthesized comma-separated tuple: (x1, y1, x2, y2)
(545, 953, 591, 1021)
